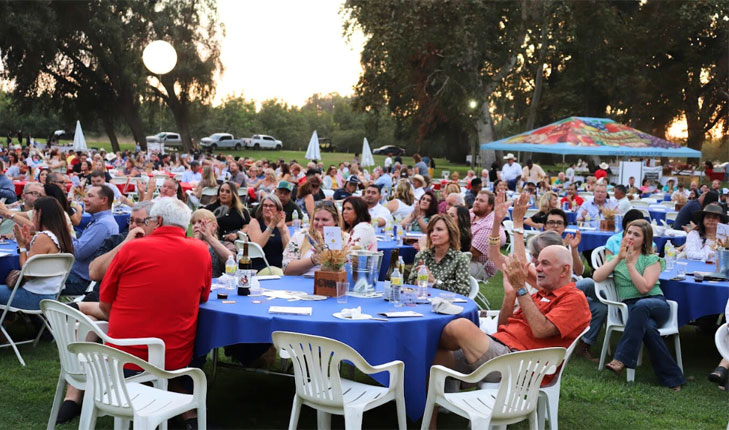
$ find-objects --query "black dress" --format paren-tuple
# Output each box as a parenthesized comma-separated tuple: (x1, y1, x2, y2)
(205, 201, 250, 240)
(251, 218, 284, 271)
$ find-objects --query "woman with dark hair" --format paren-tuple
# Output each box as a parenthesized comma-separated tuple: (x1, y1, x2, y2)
(493, 179, 508, 194)
(341, 196, 377, 251)
(278, 162, 291, 183)
(44, 183, 82, 229)
(37, 168, 51, 185)
(205, 181, 251, 250)
(0, 197, 74, 310)
(447, 205, 473, 252)
(605, 209, 653, 256)
(401, 190, 438, 232)
(407, 214, 470, 295)
(295, 175, 322, 219)
(594, 219, 685, 390)
(684, 204, 729, 261)
(246, 194, 290, 271)
(489, 161, 500, 183)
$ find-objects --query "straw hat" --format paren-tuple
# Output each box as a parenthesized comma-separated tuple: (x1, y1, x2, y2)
(412, 174, 425, 186)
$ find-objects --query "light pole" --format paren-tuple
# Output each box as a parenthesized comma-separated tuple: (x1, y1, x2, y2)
(142, 40, 177, 136)
(468, 99, 478, 169)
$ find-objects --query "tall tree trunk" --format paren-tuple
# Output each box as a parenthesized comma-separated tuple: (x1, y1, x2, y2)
(161, 79, 193, 153)
(116, 91, 147, 151)
(526, 1, 551, 130)
(101, 114, 120, 153)
(685, 112, 705, 151)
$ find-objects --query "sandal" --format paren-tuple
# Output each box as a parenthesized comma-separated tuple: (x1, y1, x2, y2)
(606, 359, 625, 376)
(709, 366, 728, 389)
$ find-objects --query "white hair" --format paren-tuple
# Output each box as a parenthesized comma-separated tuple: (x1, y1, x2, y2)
(150, 197, 191, 229)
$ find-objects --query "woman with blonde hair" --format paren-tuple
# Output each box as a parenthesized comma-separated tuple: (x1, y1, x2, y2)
(247, 194, 290, 271)
(438, 182, 462, 213)
(386, 180, 415, 220)
(191, 166, 219, 207)
(593, 219, 685, 389)
(524, 191, 559, 230)
(190, 209, 234, 278)
(283, 200, 345, 276)
(407, 214, 470, 296)
(257, 168, 277, 199)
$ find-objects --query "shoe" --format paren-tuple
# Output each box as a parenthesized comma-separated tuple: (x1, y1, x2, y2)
(56, 400, 82, 424)
(574, 340, 599, 363)
(605, 359, 625, 376)
(184, 417, 198, 430)
(670, 385, 682, 392)
(709, 366, 728, 389)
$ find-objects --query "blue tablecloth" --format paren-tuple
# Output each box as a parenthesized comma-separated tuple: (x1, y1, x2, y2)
(78, 212, 130, 233)
(377, 239, 417, 280)
(660, 259, 729, 326)
(195, 276, 479, 420)
(564, 228, 686, 255)
(508, 207, 577, 224)
(0, 239, 20, 281)
(647, 207, 677, 225)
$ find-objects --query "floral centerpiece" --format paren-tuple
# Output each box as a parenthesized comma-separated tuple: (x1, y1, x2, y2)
(675, 193, 687, 211)
(306, 230, 352, 297)
(600, 207, 618, 232)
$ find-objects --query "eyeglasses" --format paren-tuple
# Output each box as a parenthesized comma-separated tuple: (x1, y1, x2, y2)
(261, 203, 277, 209)
(546, 220, 564, 226)
(130, 216, 154, 226)
(23, 191, 41, 197)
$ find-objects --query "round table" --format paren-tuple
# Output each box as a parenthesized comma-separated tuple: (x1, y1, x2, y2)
(660, 259, 729, 326)
(195, 276, 479, 420)
(0, 239, 20, 281)
(508, 207, 577, 224)
(377, 238, 417, 281)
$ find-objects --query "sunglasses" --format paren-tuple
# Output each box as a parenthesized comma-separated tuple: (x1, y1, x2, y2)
(315, 200, 336, 209)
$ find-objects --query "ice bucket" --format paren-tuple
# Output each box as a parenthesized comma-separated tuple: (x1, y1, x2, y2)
(716, 249, 729, 276)
(346, 250, 383, 293)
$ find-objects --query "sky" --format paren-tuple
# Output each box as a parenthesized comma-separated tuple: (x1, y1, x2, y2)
(215, 0, 365, 107)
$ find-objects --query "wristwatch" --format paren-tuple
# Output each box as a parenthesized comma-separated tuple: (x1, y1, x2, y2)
(512, 227, 524, 235)
(516, 287, 528, 297)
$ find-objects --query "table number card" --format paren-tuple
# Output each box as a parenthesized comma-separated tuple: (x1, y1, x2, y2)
(323, 226, 343, 250)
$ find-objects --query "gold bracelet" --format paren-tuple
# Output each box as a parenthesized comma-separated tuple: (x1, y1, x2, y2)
(488, 236, 501, 246)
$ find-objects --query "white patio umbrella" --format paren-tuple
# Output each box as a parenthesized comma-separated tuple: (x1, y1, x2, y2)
(72, 120, 87, 152)
(361, 137, 375, 167)
(305, 130, 321, 161)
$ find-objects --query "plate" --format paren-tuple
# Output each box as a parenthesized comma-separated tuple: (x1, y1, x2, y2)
(333, 312, 373, 320)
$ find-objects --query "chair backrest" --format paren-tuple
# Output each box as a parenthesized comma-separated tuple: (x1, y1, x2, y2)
(11, 253, 75, 294)
(109, 176, 130, 184)
(234, 240, 270, 268)
(524, 209, 539, 219)
(630, 200, 649, 207)
(273, 331, 368, 408)
(594, 278, 624, 325)
(468, 276, 479, 299)
(542, 326, 590, 389)
(201, 186, 218, 197)
(590, 246, 607, 269)
(715, 323, 729, 362)
(666, 212, 678, 223)
(661, 201, 675, 208)
(477, 348, 566, 420)
(40, 299, 100, 384)
(636, 208, 651, 220)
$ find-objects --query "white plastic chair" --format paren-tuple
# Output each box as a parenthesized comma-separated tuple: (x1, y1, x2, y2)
(234, 239, 272, 270)
(537, 327, 590, 430)
(666, 212, 678, 224)
(0, 218, 14, 235)
(421, 347, 566, 430)
(634, 207, 651, 220)
(594, 279, 682, 382)
(590, 246, 607, 269)
(67, 342, 207, 430)
(40, 299, 166, 430)
(524, 208, 539, 219)
(630, 200, 649, 208)
(502, 220, 515, 254)
(478, 310, 500, 335)
(660, 201, 675, 209)
(272, 331, 406, 430)
(0, 253, 74, 366)
(468, 276, 480, 300)
(713, 323, 729, 430)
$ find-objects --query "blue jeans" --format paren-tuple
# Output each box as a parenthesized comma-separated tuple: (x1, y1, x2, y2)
(0, 285, 55, 310)
(507, 179, 518, 191)
(575, 278, 607, 346)
(615, 295, 685, 387)
(62, 271, 90, 296)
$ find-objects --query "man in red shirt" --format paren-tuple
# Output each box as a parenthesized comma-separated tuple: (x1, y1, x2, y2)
(429, 245, 590, 425)
(99, 197, 211, 427)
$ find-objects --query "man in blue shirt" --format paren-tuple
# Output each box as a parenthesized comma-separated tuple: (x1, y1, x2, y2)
(0, 160, 17, 203)
(181, 161, 202, 183)
(62, 185, 119, 295)
(673, 190, 717, 231)
(372, 167, 393, 197)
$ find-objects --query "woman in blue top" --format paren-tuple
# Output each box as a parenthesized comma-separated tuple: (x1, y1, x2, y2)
(593, 219, 685, 390)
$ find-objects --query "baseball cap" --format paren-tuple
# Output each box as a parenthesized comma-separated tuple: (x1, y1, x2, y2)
(277, 180, 294, 192)
(347, 175, 361, 184)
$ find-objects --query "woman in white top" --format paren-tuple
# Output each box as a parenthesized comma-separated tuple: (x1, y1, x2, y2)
(0, 197, 73, 310)
(386, 180, 415, 220)
(684, 204, 729, 261)
(283, 200, 348, 276)
(341, 196, 377, 251)
(322, 165, 340, 191)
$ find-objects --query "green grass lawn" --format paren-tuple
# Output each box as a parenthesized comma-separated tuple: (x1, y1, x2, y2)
(1, 272, 727, 429)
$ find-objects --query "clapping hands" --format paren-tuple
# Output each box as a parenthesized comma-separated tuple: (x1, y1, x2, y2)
(502, 254, 527, 293)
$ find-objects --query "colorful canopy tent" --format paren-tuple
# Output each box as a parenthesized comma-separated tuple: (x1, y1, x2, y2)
(480, 117, 701, 158)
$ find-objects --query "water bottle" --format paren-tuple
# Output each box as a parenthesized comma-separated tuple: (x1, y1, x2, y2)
(417, 261, 429, 299)
(390, 267, 402, 307)
(383, 280, 392, 302)
(302, 212, 309, 229)
(225, 255, 237, 275)
(385, 221, 394, 240)
(665, 243, 676, 270)
(291, 210, 300, 231)
(395, 224, 404, 246)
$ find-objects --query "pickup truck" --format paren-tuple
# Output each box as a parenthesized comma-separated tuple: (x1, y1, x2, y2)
(200, 133, 245, 150)
(146, 132, 182, 147)
(246, 134, 282, 150)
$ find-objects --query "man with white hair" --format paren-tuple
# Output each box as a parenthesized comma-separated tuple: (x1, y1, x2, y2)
(427, 246, 590, 427)
(99, 197, 211, 428)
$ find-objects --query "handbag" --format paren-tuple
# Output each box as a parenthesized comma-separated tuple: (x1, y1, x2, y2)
(5, 269, 24, 289)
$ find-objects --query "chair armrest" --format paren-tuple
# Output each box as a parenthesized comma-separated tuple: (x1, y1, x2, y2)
(98, 334, 166, 369)
(94, 321, 109, 334)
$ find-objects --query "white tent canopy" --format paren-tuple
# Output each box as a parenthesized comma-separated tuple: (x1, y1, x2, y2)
(361, 137, 375, 167)
(305, 130, 321, 161)
(72, 120, 87, 152)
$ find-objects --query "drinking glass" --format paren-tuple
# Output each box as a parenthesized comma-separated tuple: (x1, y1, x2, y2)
(676, 262, 688, 278)
(336, 282, 349, 304)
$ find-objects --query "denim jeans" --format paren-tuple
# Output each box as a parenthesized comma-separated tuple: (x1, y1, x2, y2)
(615, 295, 685, 387)
(575, 278, 607, 346)
(61, 271, 90, 296)
(507, 179, 518, 191)
(0, 286, 55, 310)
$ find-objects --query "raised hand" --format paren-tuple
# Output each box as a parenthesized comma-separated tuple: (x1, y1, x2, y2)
(493, 191, 513, 222)
(502, 254, 526, 292)
(563, 230, 582, 248)
(617, 236, 631, 260)
(512, 192, 531, 226)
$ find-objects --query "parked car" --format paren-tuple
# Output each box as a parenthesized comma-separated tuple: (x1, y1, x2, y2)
(246, 134, 282, 150)
(372, 145, 406, 156)
(319, 137, 335, 152)
(51, 129, 74, 141)
(200, 133, 245, 150)
(146, 132, 182, 147)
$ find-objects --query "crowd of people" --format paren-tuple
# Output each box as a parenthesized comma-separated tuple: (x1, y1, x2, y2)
(2, 140, 729, 427)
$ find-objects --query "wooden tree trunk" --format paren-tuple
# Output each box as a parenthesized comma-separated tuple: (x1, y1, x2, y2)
(161, 79, 193, 153)
(116, 92, 147, 151)
(101, 114, 120, 153)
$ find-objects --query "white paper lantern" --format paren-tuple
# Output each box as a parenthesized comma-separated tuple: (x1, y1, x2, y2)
(142, 40, 177, 75)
